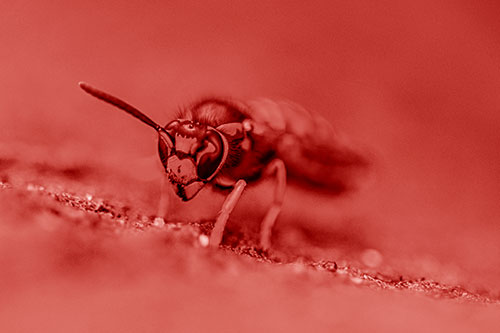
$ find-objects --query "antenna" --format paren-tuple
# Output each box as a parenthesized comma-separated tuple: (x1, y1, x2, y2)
(79, 82, 164, 133)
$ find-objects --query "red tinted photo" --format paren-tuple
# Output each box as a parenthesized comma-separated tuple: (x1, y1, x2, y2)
(1, 1, 499, 332)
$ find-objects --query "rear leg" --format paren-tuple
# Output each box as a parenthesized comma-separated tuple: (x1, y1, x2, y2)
(259, 159, 286, 250)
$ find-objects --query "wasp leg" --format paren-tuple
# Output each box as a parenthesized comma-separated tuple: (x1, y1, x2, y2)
(260, 159, 287, 250)
(155, 174, 172, 222)
(209, 179, 247, 248)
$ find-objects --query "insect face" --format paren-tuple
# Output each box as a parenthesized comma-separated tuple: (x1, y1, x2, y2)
(78, 82, 230, 202)
(158, 120, 229, 201)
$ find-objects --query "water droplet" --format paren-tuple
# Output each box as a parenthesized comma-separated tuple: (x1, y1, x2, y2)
(361, 248, 383, 268)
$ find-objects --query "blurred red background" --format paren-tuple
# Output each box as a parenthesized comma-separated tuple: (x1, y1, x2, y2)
(1, 0, 500, 295)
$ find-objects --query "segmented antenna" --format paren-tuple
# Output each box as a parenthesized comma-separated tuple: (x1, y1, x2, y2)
(79, 82, 163, 132)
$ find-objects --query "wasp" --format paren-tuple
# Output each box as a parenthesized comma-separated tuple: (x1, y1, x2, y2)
(79, 82, 370, 249)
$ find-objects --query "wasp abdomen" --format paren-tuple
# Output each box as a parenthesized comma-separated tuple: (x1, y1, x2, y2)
(247, 99, 371, 193)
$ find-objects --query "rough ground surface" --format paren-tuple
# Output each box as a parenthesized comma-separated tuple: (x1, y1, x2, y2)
(3, 1, 500, 331)
(1, 146, 499, 332)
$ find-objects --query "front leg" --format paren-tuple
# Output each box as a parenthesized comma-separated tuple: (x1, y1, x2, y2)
(259, 159, 286, 250)
(155, 174, 172, 224)
(209, 179, 247, 248)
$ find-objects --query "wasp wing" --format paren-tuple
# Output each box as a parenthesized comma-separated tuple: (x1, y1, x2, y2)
(246, 99, 371, 194)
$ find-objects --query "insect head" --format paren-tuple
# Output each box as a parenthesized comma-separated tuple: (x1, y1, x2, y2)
(79, 82, 229, 201)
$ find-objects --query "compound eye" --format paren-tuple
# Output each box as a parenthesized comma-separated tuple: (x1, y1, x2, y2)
(158, 131, 174, 167)
(196, 130, 226, 180)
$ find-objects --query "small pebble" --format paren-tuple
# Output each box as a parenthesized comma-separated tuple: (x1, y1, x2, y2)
(322, 261, 337, 272)
(350, 277, 363, 285)
(153, 217, 165, 227)
(85, 193, 93, 201)
(198, 234, 209, 247)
